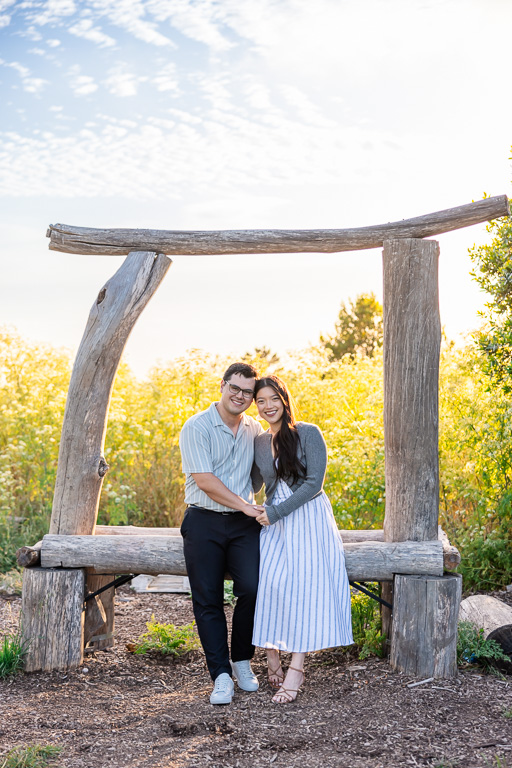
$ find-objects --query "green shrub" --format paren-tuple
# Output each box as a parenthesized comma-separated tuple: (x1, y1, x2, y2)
(457, 620, 510, 670)
(133, 617, 200, 657)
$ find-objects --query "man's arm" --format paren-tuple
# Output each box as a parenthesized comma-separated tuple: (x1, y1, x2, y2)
(192, 473, 263, 518)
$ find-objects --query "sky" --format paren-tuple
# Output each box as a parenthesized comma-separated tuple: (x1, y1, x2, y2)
(0, 0, 511, 377)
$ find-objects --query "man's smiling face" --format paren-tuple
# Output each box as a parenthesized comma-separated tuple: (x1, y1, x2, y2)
(219, 373, 256, 416)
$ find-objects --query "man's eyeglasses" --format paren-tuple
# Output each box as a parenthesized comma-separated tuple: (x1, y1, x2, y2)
(224, 381, 255, 400)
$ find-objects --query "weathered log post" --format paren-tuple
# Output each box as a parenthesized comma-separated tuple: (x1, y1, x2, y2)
(23, 251, 171, 670)
(22, 568, 85, 672)
(382, 238, 461, 678)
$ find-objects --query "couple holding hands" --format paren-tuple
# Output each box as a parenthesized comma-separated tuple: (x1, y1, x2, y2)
(179, 362, 353, 705)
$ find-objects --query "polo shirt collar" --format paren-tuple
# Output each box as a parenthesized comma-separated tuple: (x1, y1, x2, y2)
(209, 402, 250, 432)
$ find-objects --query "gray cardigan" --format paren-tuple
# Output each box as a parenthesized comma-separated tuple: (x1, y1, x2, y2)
(251, 422, 327, 525)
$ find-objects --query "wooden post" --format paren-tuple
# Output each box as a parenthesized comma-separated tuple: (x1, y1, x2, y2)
(50, 251, 172, 536)
(382, 238, 460, 678)
(390, 574, 462, 678)
(21, 251, 172, 670)
(22, 568, 85, 672)
(84, 574, 115, 650)
(383, 238, 441, 543)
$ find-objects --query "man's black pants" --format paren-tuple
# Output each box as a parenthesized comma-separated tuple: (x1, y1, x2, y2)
(181, 507, 261, 680)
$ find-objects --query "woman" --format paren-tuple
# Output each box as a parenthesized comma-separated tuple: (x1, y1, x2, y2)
(251, 375, 353, 704)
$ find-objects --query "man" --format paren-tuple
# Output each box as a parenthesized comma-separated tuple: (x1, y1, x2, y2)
(179, 362, 264, 705)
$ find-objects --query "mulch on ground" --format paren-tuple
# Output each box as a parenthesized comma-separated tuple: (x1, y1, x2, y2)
(1, 587, 511, 768)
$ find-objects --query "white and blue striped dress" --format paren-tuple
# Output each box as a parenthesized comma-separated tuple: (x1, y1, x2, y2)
(252, 479, 353, 652)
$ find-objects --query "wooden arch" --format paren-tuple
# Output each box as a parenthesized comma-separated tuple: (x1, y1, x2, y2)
(19, 195, 510, 677)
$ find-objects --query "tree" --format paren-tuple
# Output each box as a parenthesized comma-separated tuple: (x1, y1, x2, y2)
(321, 293, 383, 360)
(242, 347, 280, 371)
(470, 194, 512, 391)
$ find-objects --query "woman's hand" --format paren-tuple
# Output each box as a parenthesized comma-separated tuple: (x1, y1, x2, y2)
(256, 510, 270, 526)
(241, 503, 265, 518)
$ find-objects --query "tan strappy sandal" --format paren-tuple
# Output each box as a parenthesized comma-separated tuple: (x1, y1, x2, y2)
(272, 666, 304, 704)
(267, 664, 285, 690)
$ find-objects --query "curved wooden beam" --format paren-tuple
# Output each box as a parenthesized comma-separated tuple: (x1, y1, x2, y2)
(47, 196, 510, 256)
(49, 251, 172, 536)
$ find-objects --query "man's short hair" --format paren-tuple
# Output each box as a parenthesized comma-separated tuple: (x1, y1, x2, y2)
(222, 362, 259, 381)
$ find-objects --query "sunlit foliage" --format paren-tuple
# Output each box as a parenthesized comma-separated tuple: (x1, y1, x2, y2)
(320, 292, 383, 360)
(1, 327, 511, 588)
(470, 196, 512, 391)
(0, 328, 70, 570)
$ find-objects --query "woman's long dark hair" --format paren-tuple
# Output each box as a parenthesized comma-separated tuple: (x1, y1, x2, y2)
(254, 375, 305, 483)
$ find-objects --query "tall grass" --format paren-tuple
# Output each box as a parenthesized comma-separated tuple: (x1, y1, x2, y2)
(1, 327, 511, 588)
(0, 629, 28, 678)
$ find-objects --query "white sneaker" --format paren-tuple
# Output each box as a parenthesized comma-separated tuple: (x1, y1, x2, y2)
(231, 660, 259, 692)
(210, 673, 234, 705)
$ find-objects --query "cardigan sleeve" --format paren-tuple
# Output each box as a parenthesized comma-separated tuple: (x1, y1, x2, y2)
(251, 461, 264, 494)
(265, 424, 327, 525)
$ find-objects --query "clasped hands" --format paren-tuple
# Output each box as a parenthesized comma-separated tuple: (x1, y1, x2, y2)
(243, 503, 270, 526)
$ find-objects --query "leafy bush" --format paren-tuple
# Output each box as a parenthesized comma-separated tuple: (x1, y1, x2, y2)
(0, 629, 28, 678)
(350, 587, 386, 659)
(133, 618, 200, 657)
(457, 620, 511, 670)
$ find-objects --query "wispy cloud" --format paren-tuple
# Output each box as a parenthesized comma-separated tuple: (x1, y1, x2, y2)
(0, 58, 49, 94)
(30, 0, 77, 26)
(68, 17, 116, 47)
(0, 0, 17, 27)
(67, 65, 98, 96)
(104, 65, 146, 96)
(88, 0, 175, 47)
(152, 62, 179, 93)
(145, 0, 234, 51)
(0, 106, 410, 203)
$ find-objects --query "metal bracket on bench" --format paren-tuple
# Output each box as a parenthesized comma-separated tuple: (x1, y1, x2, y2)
(349, 580, 393, 610)
(83, 574, 138, 610)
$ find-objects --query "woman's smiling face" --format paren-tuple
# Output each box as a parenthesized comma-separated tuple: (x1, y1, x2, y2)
(255, 385, 284, 429)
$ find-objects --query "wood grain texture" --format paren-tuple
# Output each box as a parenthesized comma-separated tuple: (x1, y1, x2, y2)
(40, 534, 443, 581)
(438, 526, 461, 570)
(18, 526, 460, 569)
(22, 568, 85, 672)
(95, 525, 182, 536)
(47, 196, 510, 256)
(84, 573, 115, 650)
(382, 238, 441, 542)
(83, 593, 107, 647)
(49, 251, 172, 536)
(459, 594, 512, 658)
(390, 573, 462, 678)
(16, 540, 42, 567)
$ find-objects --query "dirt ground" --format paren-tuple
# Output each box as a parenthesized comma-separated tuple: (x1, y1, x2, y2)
(1, 587, 511, 768)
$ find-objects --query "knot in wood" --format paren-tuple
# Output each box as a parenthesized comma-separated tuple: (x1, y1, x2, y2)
(96, 287, 107, 305)
(98, 457, 110, 477)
